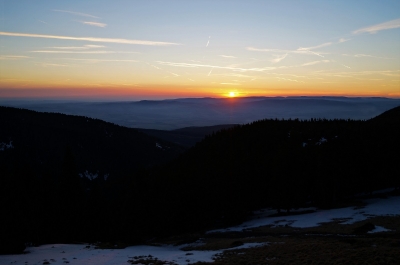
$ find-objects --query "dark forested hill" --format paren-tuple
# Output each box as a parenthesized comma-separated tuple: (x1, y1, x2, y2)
(147, 106, 400, 233)
(137, 124, 238, 147)
(0, 106, 183, 253)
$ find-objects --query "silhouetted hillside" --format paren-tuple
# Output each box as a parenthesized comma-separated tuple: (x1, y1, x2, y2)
(1, 105, 399, 253)
(147, 105, 400, 232)
(0, 106, 183, 177)
(0, 106, 183, 252)
(369, 105, 400, 124)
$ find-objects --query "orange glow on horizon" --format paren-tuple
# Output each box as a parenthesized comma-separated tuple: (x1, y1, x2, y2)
(1, 86, 399, 100)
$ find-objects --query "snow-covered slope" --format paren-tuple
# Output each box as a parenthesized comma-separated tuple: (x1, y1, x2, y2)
(209, 193, 400, 233)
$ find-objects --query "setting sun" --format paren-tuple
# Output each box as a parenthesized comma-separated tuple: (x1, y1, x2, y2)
(229, 92, 237, 97)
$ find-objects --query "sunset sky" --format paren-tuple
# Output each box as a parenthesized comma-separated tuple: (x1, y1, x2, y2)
(0, 0, 399, 100)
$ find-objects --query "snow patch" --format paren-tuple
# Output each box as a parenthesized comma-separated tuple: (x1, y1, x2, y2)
(0, 141, 14, 151)
(79, 170, 98, 181)
(316, 137, 327, 145)
(368, 225, 391, 233)
(209, 195, 400, 233)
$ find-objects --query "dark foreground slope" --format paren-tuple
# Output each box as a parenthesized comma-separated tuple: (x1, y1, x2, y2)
(1, 106, 399, 254)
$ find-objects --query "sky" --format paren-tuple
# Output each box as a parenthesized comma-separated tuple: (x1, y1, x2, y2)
(0, 0, 399, 100)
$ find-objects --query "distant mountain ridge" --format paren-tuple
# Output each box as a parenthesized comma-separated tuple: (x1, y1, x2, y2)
(1, 96, 399, 130)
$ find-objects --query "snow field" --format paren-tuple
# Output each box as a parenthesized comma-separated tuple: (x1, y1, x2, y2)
(0, 242, 266, 265)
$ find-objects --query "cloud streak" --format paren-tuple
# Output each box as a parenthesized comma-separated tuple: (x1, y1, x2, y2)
(342, 53, 391, 59)
(220, 83, 240, 85)
(271, 53, 288, 63)
(35, 63, 70, 67)
(31, 50, 139, 54)
(301, 60, 330, 66)
(48, 45, 106, 50)
(297, 42, 332, 51)
(276, 77, 304, 83)
(53, 9, 99, 19)
(157, 61, 278, 72)
(247, 47, 329, 56)
(219, 55, 236, 58)
(60, 58, 139, 63)
(353, 18, 400, 34)
(0, 55, 31, 60)
(0, 31, 181, 46)
(82, 21, 107, 28)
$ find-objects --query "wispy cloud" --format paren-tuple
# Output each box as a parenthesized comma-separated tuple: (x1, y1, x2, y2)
(310, 70, 400, 78)
(276, 77, 304, 83)
(206, 36, 210, 47)
(0, 31, 181, 46)
(220, 83, 241, 85)
(342, 53, 391, 59)
(81, 21, 107, 28)
(305, 50, 325, 58)
(213, 73, 254, 78)
(60, 58, 138, 63)
(353, 18, 400, 34)
(38, 20, 48, 24)
(219, 55, 236, 59)
(157, 61, 278, 72)
(168, 72, 180, 77)
(271, 53, 288, 63)
(31, 50, 139, 54)
(301, 60, 330, 66)
(339, 38, 350, 43)
(0, 55, 31, 60)
(35, 63, 70, 67)
(53, 9, 99, 19)
(302, 61, 320, 66)
(247, 47, 329, 56)
(297, 42, 332, 51)
(147, 63, 162, 70)
(85, 45, 105, 48)
(48, 45, 106, 50)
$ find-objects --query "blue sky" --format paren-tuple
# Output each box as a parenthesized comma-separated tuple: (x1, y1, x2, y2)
(1, 0, 399, 99)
